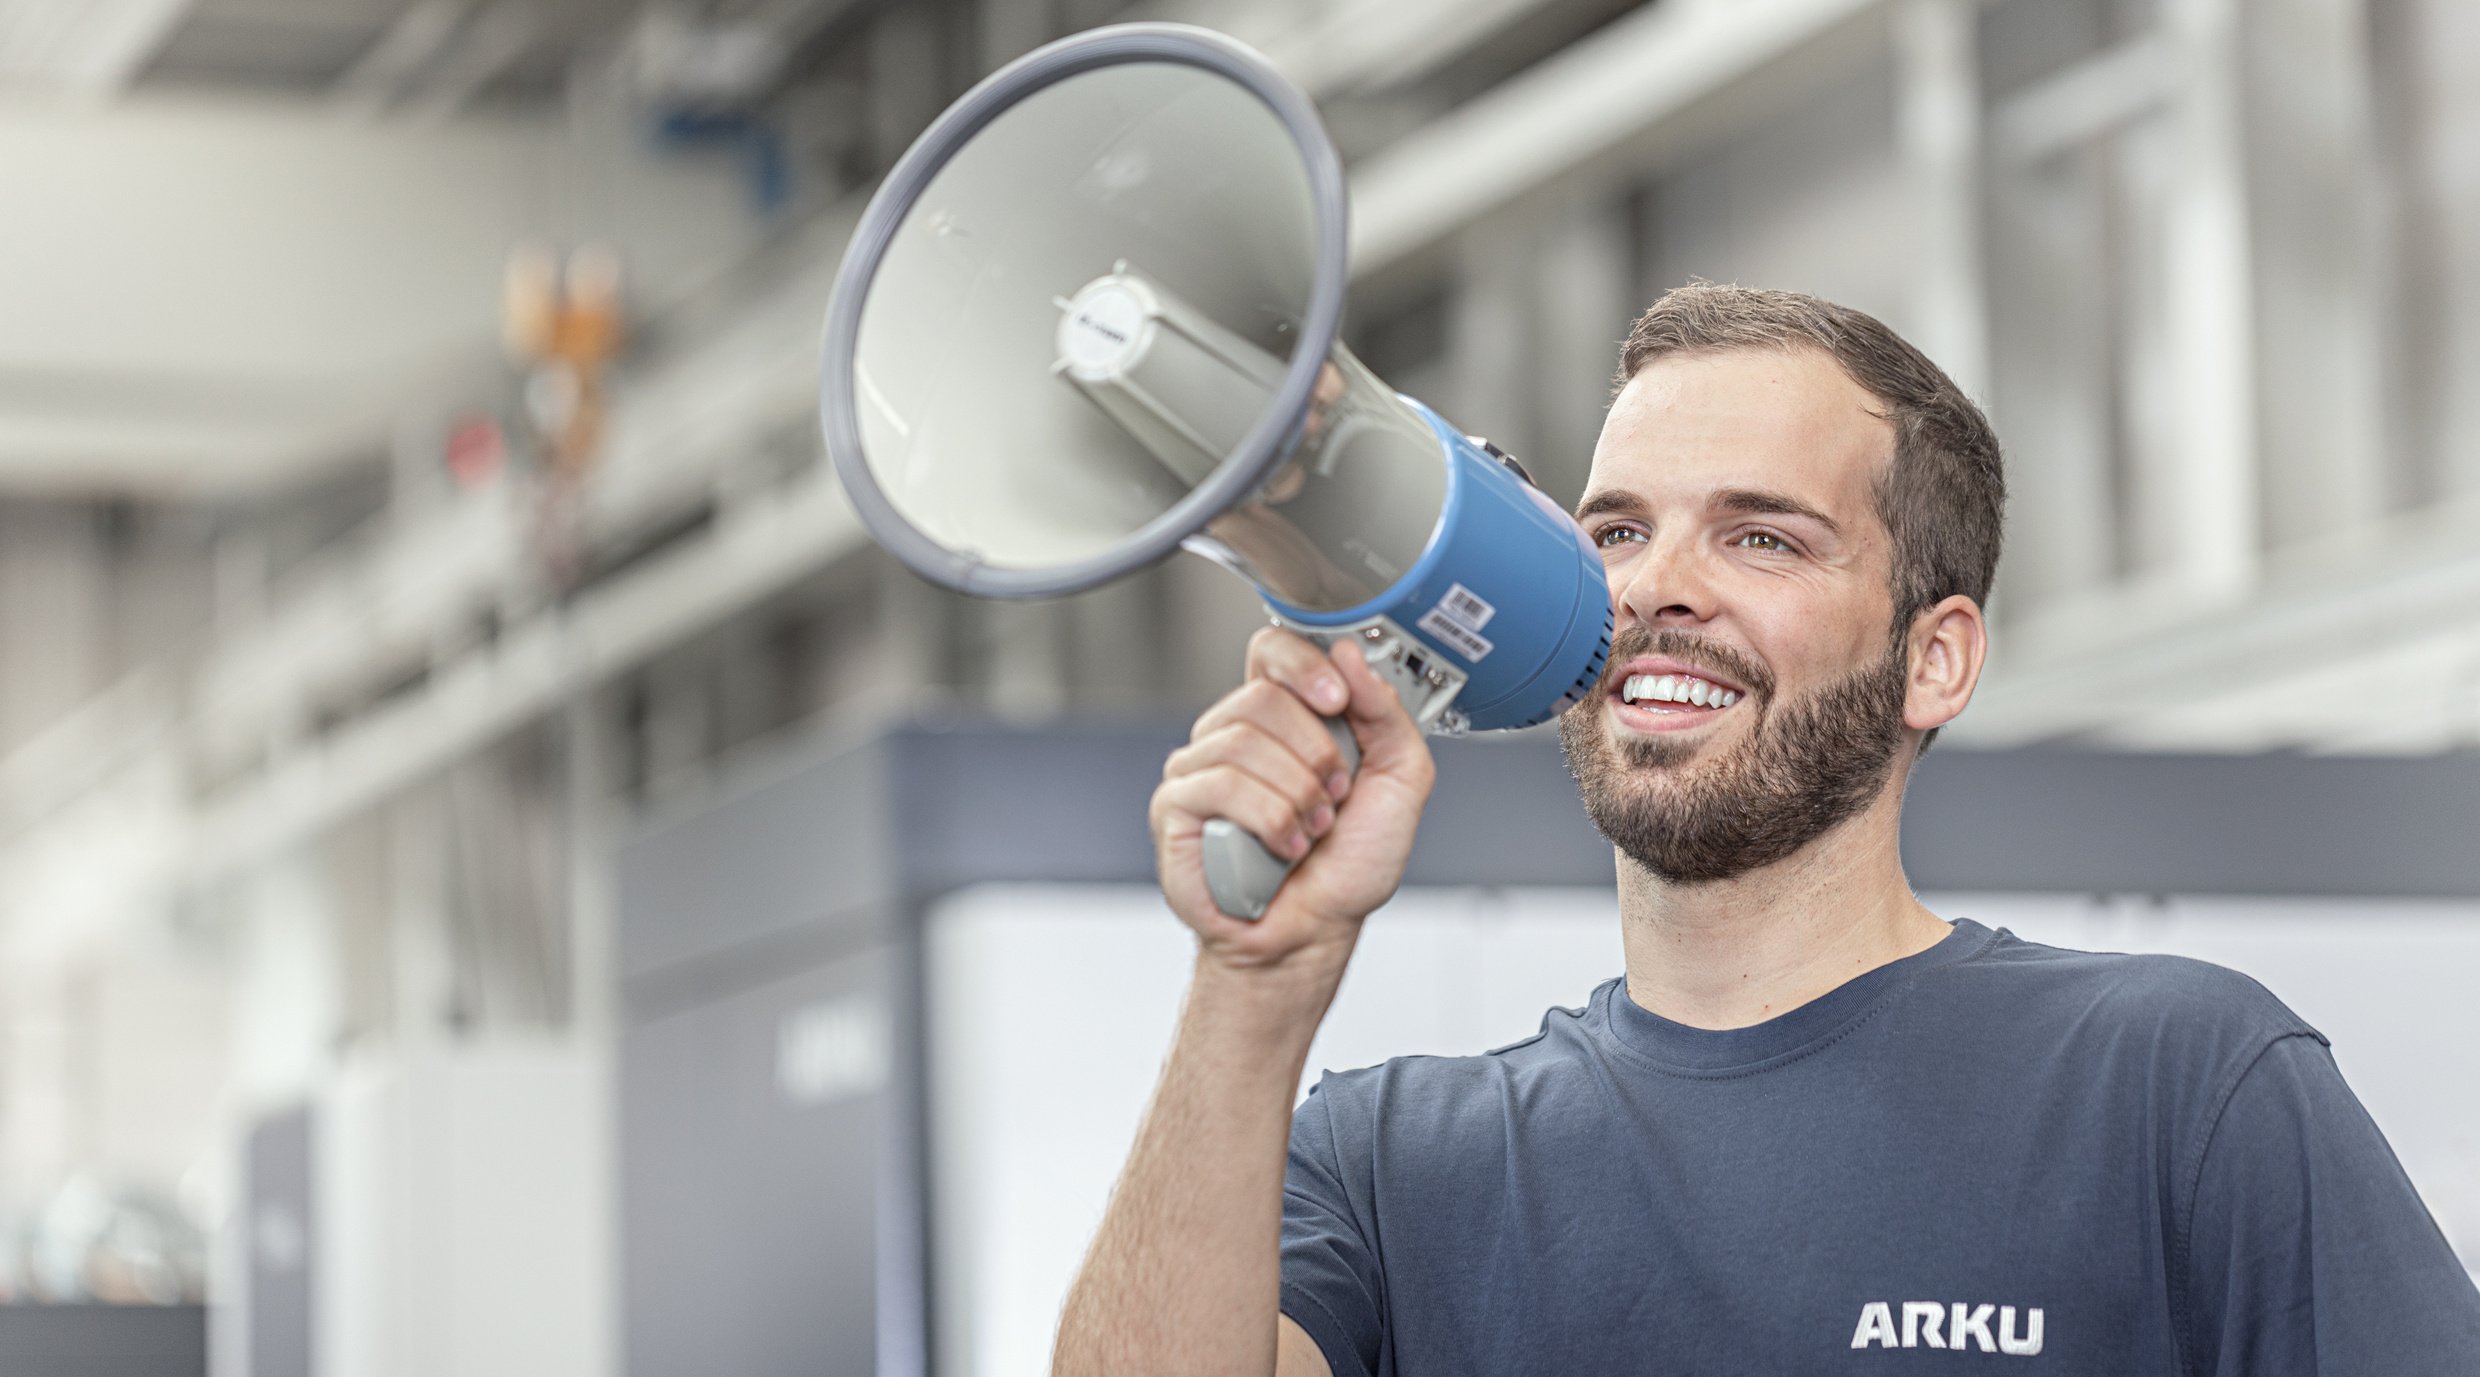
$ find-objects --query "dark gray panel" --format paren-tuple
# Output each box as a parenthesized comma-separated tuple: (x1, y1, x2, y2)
(243, 1106, 313, 1377)
(621, 945, 889, 1377)
(889, 723, 1171, 891)
(0, 1304, 205, 1376)
(1901, 747, 2480, 898)
(1404, 731, 1614, 886)
(884, 720, 1614, 892)
(879, 725, 2480, 899)
(616, 739, 898, 986)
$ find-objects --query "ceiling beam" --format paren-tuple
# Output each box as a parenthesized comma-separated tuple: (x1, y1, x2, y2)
(1347, 0, 1891, 275)
(0, 0, 192, 93)
(0, 91, 765, 497)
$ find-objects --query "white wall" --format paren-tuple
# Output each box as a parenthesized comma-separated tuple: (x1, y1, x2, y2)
(925, 884, 1622, 1377)
(927, 882, 2480, 1377)
(315, 1041, 608, 1377)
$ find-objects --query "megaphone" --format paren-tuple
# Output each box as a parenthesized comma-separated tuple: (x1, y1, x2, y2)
(820, 24, 1611, 919)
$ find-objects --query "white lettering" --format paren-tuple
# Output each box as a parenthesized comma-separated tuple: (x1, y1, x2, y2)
(1855, 1302, 2043, 1355)
(1951, 1302, 1997, 1352)
(1999, 1306, 2046, 1356)
(1901, 1301, 1947, 1349)
(1851, 1302, 1899, 1349)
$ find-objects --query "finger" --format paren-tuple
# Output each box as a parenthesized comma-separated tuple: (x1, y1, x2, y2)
(1152, 766, 1314, 861)
(1162, 723, 1337, 836)
(1245, 626, 1349, 715)
(1187, 680, 1352, 795)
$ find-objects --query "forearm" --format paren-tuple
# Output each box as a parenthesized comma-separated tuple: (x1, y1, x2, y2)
(1054, 953, 1343, 1377)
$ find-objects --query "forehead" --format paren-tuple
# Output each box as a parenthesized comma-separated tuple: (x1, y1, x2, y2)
(1583, 346, 1894, 518)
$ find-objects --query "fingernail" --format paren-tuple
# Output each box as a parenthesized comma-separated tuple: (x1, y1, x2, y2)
(1309, 803, 1334, 835)
(1327, 771, 1351, 801)
(1286, 830, 1311, 858)
(1313, 676, 1346, 711)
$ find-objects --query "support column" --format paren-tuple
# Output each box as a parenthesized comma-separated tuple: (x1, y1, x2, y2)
(2156, 0, 2259, 598)
(1449, 221, 1540, 465)
(976, 599, 1069, 723)
(2244, 0, 2387, 548)
(1895, 0, 1991, 402)
(560, 683, 616, 1377)
(977, 0, 1055, 74)
(1531, 198, 1637, 509)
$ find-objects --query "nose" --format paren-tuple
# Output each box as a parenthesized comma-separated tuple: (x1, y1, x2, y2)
(1612, 528, 1718, 630)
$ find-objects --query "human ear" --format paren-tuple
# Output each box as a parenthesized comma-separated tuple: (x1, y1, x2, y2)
(1903, 594, 1988, 734)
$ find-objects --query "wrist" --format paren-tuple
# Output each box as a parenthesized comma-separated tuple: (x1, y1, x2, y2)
(1194, 931, 1352, 999)
(1183, 946, 1348, 1059)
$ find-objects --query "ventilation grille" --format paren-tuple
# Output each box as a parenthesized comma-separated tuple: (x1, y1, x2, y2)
(1524, 604, 1612, 725)
(1564, 607, 1615, 706)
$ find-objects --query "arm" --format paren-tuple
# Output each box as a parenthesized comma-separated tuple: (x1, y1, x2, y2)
(1053, 631, 1434, 1377)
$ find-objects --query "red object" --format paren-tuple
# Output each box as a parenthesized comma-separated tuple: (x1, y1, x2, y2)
(446, 415, 508, 486)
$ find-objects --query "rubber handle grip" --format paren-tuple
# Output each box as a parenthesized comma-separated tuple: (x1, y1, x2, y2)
(1200, 716, 1361, 920)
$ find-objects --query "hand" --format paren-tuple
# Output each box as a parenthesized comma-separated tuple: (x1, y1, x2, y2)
(1150, 628, 1437, 978)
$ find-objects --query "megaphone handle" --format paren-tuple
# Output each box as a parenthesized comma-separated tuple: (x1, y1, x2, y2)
(1201, 715, 1361, 920)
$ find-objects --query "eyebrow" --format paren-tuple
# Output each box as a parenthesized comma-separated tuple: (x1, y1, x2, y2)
(1572, 486, 1843, 536)
(1572, 490, 1645, 523)
(1713, 487, 1842, 535)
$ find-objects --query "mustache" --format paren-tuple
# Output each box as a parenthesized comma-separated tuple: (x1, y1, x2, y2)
(1596, 626, 1775, 702)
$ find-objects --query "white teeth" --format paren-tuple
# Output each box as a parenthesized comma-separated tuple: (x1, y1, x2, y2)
(1619, 673, 1741, 707)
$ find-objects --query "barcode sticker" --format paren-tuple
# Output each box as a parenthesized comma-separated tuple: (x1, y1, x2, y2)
(1417, 608, 1495, 662)
(1433, 583, 1496, 632)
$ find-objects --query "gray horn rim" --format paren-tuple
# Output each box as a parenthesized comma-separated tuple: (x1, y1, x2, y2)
(817, 23, 1350, 600)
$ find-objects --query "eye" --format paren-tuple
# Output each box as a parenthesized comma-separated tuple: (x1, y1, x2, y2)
(1593, 524, 1646, 549)
(1733, 529, 1796, 554)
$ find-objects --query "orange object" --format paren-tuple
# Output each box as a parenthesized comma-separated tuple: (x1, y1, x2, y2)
(503, 243, 625, 479)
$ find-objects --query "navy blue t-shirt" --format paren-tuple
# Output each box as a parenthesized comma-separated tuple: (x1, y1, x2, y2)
(1281, 919, 2480, 1374)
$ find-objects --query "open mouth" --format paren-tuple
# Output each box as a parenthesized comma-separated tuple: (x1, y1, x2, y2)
(1618, 673, 1741, 711)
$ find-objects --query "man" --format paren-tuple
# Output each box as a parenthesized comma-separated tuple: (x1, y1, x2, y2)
(1052, 284, 2480, 1374)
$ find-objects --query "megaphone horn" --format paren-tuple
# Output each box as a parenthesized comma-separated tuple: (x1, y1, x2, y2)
(820, 23, 1612, 919)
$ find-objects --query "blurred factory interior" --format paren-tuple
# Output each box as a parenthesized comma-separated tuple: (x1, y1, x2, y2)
(1, 0, 2477, 1372)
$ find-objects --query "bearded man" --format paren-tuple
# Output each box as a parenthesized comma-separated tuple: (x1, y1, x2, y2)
(1052, 283, 2480, 1375)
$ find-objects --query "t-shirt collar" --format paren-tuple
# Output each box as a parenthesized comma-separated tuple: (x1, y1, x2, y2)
(1601, 917, 1997, 1074)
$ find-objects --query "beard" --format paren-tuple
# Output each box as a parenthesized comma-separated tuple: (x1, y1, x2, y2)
(1556, 625, 1910, 885)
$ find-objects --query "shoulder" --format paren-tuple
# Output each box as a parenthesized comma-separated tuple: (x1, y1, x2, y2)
(1944, 927, 2311, 1032)
(1927, 925, 2327, 1123)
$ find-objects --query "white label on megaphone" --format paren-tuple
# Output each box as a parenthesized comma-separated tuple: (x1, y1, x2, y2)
(1057, 278, 1153, 381)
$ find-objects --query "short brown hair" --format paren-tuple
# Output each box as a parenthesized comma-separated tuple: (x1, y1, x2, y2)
(1618, 282, 2006, 636)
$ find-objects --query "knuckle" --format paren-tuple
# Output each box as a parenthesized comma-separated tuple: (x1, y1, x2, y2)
(1196, 721, 1266, 773)
(1234, 682, 1305, 730)
(1212, 718, 1263, 752)
(1186, 702, 1229, 743)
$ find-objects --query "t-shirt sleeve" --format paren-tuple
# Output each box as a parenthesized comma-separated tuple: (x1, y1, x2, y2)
(1281, 1079, 1385, 1377)
(2184, 1032, 2480, 1375)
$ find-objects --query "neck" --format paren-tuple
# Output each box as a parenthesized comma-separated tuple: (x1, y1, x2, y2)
(1614, 784, 1949, 1030)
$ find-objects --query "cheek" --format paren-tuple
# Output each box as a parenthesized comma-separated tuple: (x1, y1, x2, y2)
(1739, 580, 1890, 684)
